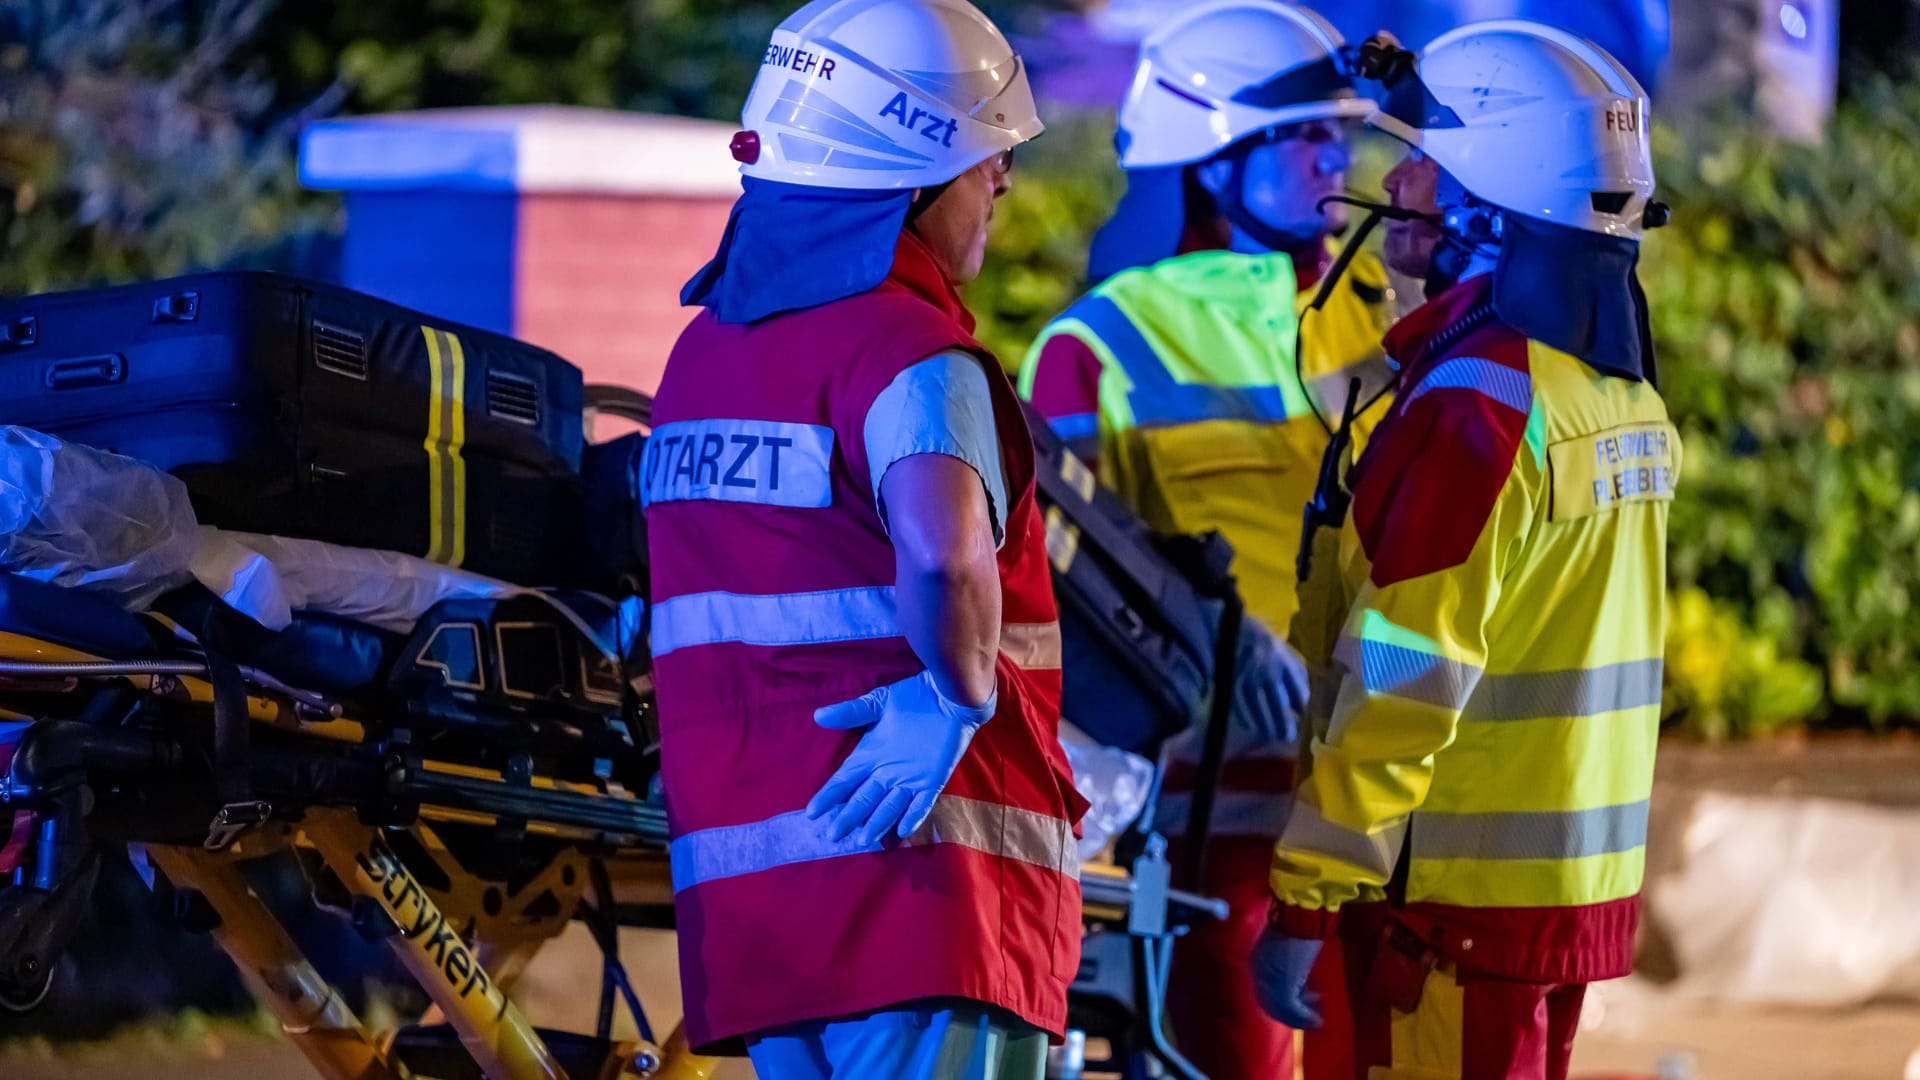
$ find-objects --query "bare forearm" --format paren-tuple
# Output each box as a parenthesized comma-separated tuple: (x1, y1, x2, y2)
(881, 453, 1002, 706)
(896, 542, 1000, 706)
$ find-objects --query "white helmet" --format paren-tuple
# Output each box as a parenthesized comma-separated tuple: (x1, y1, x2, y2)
(1366, 20, 1658, 239)
(1117, 1, 1375, 170)
(731, 0, 1042, 190)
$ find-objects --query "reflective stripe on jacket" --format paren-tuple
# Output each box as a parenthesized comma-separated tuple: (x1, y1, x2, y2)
(1270, 275, 1679, 984)
(1019, 246, 1393, 836)
(1019, 247, 1393, 636)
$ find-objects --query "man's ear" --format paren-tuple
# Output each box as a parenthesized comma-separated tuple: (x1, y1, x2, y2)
(1193, 157, 1233, 200)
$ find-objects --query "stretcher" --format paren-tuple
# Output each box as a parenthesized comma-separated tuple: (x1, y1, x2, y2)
(0, 565, 1225, 1080)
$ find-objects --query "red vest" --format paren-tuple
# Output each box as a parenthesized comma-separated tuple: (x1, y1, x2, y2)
(647, 233, 1084, 1050)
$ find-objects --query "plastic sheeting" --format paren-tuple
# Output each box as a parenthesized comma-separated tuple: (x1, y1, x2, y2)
(0, 425, 205, 609)
(0, 426, 516, 632)
(195, 532, 513, 633)
(1060, 720, 1156, 861)
(1650, 790, 1920, 1007)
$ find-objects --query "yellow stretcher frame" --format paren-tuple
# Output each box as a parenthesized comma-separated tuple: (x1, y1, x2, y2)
(134, 812, 724, 1080)
(2, 625, 1210, 1080)
(2, 629, 726, 1080)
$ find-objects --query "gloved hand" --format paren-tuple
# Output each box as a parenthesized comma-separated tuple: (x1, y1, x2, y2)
(1231, 618, 1310, 746)
(806, 671, 996, 845)
(1250, 922, 1325, 1029)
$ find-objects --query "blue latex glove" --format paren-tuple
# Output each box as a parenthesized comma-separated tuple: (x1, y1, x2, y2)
(1250, 923, 1325, 1029)
(1232, 618, 1310, 745)
(805, 671, 996, 845)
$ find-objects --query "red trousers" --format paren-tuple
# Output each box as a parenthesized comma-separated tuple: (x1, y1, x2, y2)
(1169, 837, 1353, 1080)
(1313, 905, 1589, 1080)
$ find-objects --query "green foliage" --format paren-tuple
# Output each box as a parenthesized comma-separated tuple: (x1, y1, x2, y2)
(0, 0, 332, 295)
(1650, 74, 1920, 733)
(260, 0, 787, 120)
(0, 0, 1070, 290)
(1664, 586, 1824, 742)
(967, 111, 1122, 364)
(258, 0, 1061, 121)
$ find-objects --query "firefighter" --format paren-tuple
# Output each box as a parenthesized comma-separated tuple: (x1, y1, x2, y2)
(1018, 5, 1395, 1076)
(1252, 22, 1678, 1080)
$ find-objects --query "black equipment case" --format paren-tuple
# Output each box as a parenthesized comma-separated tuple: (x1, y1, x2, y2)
(1024, 403, 1227, 755)
(0, 271, 586, 584)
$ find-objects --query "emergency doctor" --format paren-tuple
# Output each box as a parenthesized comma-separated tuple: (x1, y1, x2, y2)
(1250, 22, 1680, 1080)
(642, 1, 1084, 1078)
(1017, 5, 1394, 1077)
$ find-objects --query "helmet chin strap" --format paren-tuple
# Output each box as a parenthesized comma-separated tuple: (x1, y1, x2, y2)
(1312, 192, 1501, 299)
(1314, 192, 1439, 223)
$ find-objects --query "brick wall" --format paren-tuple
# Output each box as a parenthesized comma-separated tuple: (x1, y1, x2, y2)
(514, 194, 733, 396)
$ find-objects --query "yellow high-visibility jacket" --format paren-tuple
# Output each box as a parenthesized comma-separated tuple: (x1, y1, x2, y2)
(1019, 247, 1394, 637)
(1270, 275, 1680, 984)
(1018, 247, 1394, 837)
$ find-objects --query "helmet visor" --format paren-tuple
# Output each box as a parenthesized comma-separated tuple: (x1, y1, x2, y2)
(1230, 55, 1357, 110)
(1378, 68, 1464, 132)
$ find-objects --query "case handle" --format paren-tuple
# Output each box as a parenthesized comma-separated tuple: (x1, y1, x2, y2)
(152, 291, 200, 323)
(45, 355, 126, 390)
(0, 316, 36, 350)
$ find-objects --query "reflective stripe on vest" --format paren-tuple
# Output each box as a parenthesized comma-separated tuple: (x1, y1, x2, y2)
(652, 587, 1060, 673)
(1048, 412, 1098, 442)
(1061, 295, 1299, 426)
(1000, 621, 1062, 672)
(670, 793, 1080, 893)
(652, 586, 899, 656)
(1335, 619, 1664, 725)
(1413, 799, 1650, 861)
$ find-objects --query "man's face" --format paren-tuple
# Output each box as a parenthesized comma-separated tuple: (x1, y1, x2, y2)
(1382, 150, 1443, 278)
(1206, 118, 1353, 242)
(912, 151, 1014, 284)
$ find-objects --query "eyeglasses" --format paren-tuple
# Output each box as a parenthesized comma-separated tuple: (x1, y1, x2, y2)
(1250, 118, 1353, 147)
(992, 148, 1016, 174)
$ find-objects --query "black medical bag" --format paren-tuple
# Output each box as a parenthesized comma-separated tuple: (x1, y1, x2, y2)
(581, 431, 648, 597)
(0, 271, 586, 584)
(1025, 404, 1226, 755)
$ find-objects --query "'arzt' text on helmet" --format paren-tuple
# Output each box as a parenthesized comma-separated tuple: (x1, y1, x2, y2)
(731, 0, 1042, 190)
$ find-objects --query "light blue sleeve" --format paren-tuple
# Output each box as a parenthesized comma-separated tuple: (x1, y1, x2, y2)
(862, 351, 1010, 546)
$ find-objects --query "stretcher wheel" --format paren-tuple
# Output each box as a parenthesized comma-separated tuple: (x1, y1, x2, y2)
(0, 956, 54, 1013)
(0, 885, 56, 1012)
(0, 856, 100, 1016)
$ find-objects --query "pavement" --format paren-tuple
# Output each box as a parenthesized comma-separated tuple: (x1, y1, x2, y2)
(6, 931, 1915, 1080)
(1572, 976, 1920, 1079)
